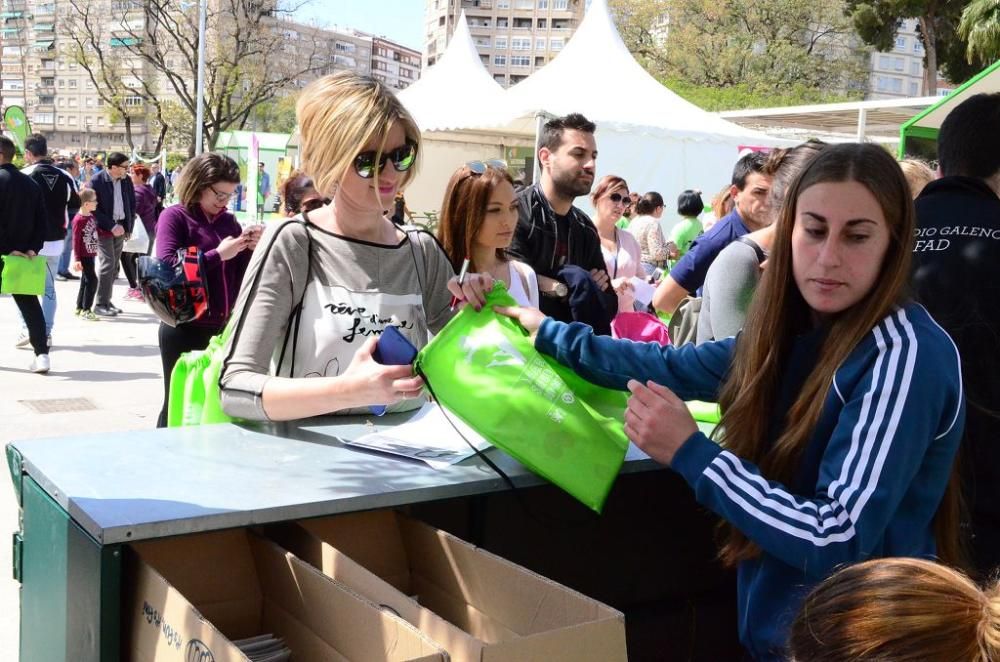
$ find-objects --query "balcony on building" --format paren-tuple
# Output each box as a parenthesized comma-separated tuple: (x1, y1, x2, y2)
(512, 18, 532, 30)
(551, 19, 574, 30)
(461, 0, 493, 9)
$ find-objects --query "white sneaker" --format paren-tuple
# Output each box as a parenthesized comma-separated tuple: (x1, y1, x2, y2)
(15, 334, 30, 349)
(29, 354, 50, 374)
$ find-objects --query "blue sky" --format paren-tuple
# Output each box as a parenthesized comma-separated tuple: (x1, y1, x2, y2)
(292, 1, 425, 50)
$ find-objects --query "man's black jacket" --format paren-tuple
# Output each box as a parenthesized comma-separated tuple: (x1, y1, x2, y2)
(0, 163, 47, 255)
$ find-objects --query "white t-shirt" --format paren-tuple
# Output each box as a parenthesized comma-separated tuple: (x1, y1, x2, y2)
(506, 260, 539, 308)
(601, 228, 644, 280)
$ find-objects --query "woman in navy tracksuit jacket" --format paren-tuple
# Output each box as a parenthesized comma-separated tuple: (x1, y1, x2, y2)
(500, 144, 966, 660)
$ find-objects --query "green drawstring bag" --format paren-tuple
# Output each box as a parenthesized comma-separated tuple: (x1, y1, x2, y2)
(415, 283, 630, 512)
(0, 255, 47, 296)
(167, 323, 234, 427)
(687, 400, 721, 424)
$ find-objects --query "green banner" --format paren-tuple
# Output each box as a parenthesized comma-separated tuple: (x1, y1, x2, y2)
(3, 105, 30, 154)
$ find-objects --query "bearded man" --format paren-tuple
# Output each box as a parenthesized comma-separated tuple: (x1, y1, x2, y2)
(508, 113, 617, 331)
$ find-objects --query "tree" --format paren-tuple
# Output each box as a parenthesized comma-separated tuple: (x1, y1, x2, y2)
(68, 0, 326, 155)
(959, 0, 1000, 64)
(845, 0, 979, 94)
(245, 93, 299, 134)
(610, 0, 869, 107)
(62, 1, 163, 151)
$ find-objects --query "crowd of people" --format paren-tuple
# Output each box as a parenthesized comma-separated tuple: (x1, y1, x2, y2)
(4, 70, 1000, 660)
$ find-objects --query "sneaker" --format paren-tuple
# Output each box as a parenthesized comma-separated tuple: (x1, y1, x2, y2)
(109, 303, 123, 314)
(94, 305, 118, 317)
(58, 271, 79, 281)
(15, 333, 30, 349)
(80, 310, 99, 321)
(125, 287, 144, 301)
(74, 308, 83, 316)
(55, 273, 68, 281)
(29, 354, 50, 374)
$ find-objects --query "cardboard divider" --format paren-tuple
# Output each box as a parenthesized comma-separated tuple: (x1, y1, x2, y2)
(266, 510, 627, 662)
(123, 527, 447, 662)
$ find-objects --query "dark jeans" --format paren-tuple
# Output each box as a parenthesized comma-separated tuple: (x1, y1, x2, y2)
(76, 257, 97, 311)
(157, 322, 220, 428)
(121, 251, 139, 288)
(0, 263, 47, 355)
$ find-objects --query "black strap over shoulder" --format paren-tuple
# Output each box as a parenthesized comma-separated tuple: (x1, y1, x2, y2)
(736, 236, 767, 265)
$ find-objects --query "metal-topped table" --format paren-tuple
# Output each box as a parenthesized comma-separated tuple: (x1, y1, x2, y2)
(7, 413, 713, 661)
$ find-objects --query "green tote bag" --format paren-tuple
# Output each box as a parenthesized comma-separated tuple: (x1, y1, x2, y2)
(415, 283, 630, 512)
(0, 254, 47, 296)
(167, 322, 235, 427)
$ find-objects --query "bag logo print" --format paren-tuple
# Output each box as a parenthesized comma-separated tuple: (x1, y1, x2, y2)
(461, 327, 527, 369)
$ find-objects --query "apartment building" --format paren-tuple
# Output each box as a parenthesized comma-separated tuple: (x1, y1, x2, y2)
(866, 18, 954, 100)
(424, 0, 586, 87)
(0, 1, 418, 152)
(370, 36, 421, 90)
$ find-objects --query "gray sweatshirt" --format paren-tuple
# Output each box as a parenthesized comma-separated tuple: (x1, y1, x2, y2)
(220, 219, 455, 420)
(696, 239, 764, 344)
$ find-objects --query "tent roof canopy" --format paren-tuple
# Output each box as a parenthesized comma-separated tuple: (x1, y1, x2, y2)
(720, 96, 938, 141)
(903, 59, 1000, 136)
(398, 11, 511, 131)
(500, 0, 771, 142)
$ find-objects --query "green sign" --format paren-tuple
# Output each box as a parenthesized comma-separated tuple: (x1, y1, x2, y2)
(3, 105, 30, 155)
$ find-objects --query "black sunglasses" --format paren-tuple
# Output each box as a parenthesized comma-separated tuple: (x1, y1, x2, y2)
(466, 159, 508, 174)
(608, 192, 630, 204)
(353, 142, 417, 179)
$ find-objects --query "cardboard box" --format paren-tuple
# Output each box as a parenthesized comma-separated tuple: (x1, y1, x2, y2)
(123, 528, 447, 662)
(268, 511, 627, 662)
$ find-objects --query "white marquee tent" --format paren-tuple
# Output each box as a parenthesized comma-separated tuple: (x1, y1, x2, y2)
(399, 0, 789, 218)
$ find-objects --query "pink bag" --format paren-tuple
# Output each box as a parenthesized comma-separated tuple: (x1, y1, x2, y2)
(611, 311, 671, 346)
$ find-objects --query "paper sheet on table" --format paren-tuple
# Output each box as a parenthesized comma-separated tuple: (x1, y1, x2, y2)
(630, 277, 656, 307)
(345, 402, 492, 469)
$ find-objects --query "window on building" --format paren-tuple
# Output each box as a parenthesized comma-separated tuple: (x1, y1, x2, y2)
(335, 41, 356, 53)
(512, 37, 530, 50)
(34, 113, 53, 124)
(69, 79, 77, 88)
(536, 38, 545, 50)
(908, 81, 919, 96)
(876, 76, 889, 91)
(878, 55, 890, 69)
(554, 0, 568, 9)
(515, 0, 533, 8)
(913, 41, 923, 54)
(537, 18, 547, 29)
(511, 55, 530, 67)
(910, 61, 920, 76)
(494, 55, 507, 66)
(494, 74, 507, 85)
(893, 57, 904, 71)
(98, 117, 105, 126)
(475, 37, 491, 47)
(68, 115, 77, 124)
(497, 18, 508, 28)
(895, 36, 906, 50)
(891, 77, 902, 93)
(538, 0, 548, 8)
(58, 79, 65, 87)
(439, 16, 445, 26)
(124, 95, 142, 106)
(550, 38, 564, 50)
(58, 115, 65, 124)
(497, 0, 510, 7)
(86, 98, 94, 107)
(495, 36, 507, 50)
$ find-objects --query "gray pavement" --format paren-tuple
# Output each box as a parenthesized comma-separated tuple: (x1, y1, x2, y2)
(1, 275, 164, 661)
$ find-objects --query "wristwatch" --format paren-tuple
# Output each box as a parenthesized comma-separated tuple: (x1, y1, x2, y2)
(542, 282, 569, 298)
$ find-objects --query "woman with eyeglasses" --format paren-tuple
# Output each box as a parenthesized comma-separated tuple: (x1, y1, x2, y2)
(219, 72, 490, 422)
(153, 152, 258, 427)
(591, 175, 646, 311)
(437, 160, 539, 307)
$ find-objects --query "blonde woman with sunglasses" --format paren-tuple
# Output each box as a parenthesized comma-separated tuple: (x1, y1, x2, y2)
(437, 160, 539, 308)
(220, 72, 491, 421)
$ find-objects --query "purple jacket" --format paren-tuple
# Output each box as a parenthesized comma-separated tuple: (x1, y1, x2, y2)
(155, 204, 251, 330)
(134, 184, 158, 236)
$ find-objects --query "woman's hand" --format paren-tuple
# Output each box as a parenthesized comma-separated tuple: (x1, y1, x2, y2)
(611, 277, 634, 296)
(447, 272, 494, 311)
(217, 233, 250, 261)
(495, 305, 547, 337)
(625, 380, 698, 465)
(341, 337, 425, 406)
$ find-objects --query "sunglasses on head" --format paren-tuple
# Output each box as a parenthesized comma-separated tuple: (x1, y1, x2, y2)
(466, 159, 508, 174)
(608, 192, 630, 204)
(353, 142, 417, 179)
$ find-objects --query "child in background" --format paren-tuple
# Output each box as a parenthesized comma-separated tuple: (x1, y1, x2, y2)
(72, 189, 100, 321)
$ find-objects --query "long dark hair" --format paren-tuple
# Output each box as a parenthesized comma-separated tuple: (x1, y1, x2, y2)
(436, 164, 514, 273)
(715, 143, 962, 569)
